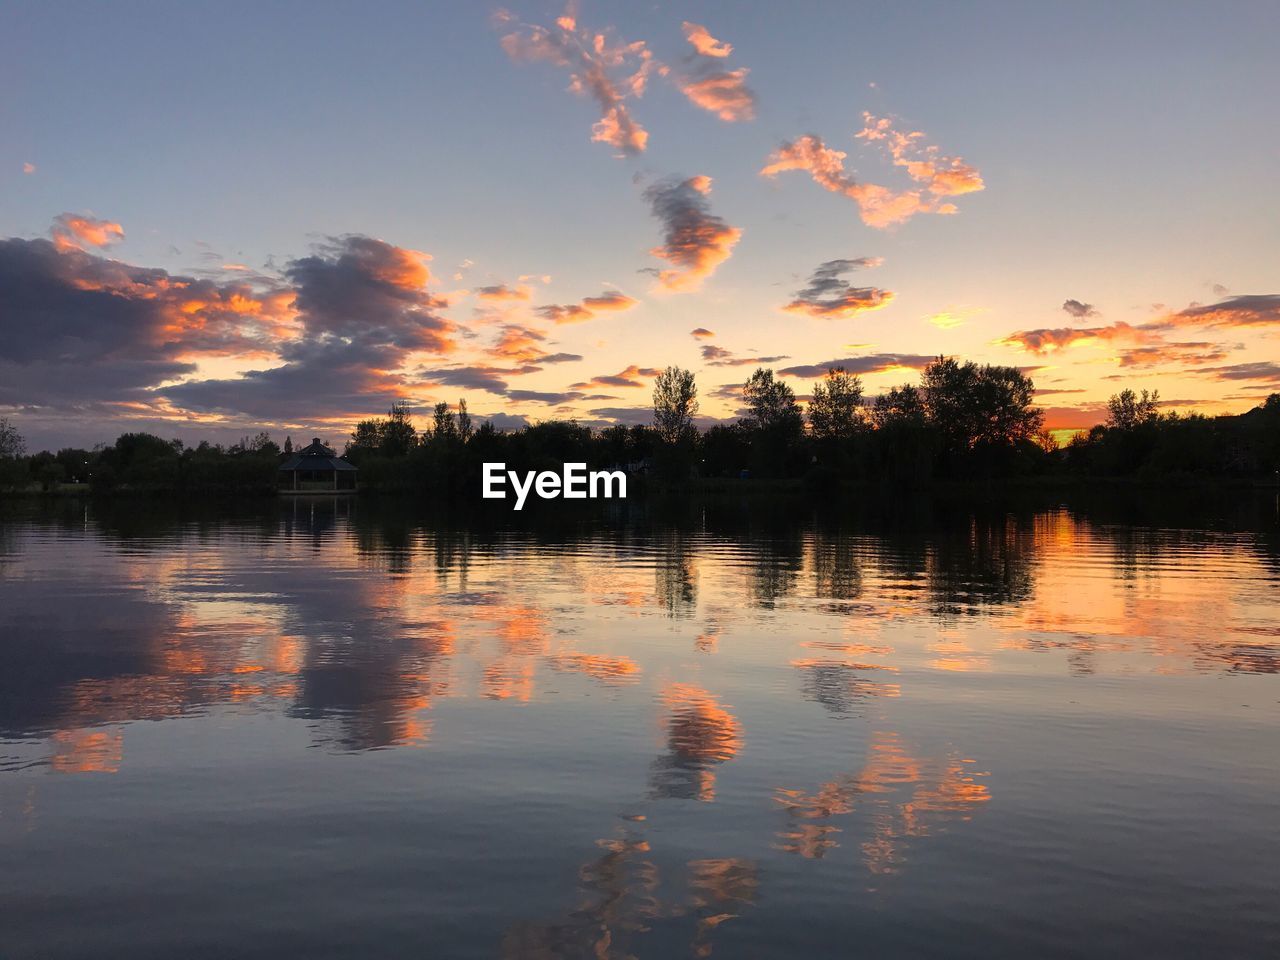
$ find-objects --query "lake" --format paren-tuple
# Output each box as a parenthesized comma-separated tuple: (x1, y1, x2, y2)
(1, 492, 1277, 959)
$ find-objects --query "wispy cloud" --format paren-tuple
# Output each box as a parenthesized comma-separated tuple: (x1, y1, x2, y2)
(475, 283, 532, 301)
(507, 388, 584, 404)
(998, 322, 1153, 353)
(926, 310, 977, 329)
(486, 322, 583, 366)
(495, 5, 661, 155)
(681, 22, 732, 58)
(699, 343, 789, 366)
(536, 290, 638, 324)
(488, 323, 547, 363)
(417, 364, 512, 395)
(1161, 294, 1280, 329)
(783, 258, 894, 318)
(761, 114, 983, 228)
(1114, 342, 1230, 367)
(644, 175, 742, 292)
(1185, 361, 1280, 383)
(675, 21, 756, 122)
(570, 364, 660, 389)
(677, 69, 756, 122)
(856, 113, 984, 198)
(778, 354, 934, 378)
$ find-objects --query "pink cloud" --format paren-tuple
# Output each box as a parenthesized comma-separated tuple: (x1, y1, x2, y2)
(496, 5, 661, 155)
(536, 289, 637, 324)
(644, 175, 742, 292)
(761, 116, 983, 228)
(682, 22, 732, 57)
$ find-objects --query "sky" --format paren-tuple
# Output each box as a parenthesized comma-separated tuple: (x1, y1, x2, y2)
(2, 0, 1278, 451)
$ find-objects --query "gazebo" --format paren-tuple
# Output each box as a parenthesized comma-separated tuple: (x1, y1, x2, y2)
(278, 438, 358, 493)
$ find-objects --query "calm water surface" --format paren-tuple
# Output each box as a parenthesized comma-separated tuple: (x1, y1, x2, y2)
(1, 495, 1277, 959)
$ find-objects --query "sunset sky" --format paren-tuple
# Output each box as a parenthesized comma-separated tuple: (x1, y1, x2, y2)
(3, 0, 1278, 450)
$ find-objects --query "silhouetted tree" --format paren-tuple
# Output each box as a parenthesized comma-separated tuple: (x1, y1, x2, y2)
(871, 384, 926, 430)
(0, 418, 28, 489)
(808, 367, 865, 441)
(432, 402, 457, 443)
(457, 398, 472, 443)
(1106, 389, 1160, 430)
(922, 357, 1043, 450)
(0, 417, 25, 459)
(741, 368, 802, 435)
(653, 366, 699, 479)
(347, 419, 381, 458)
(653, 366, 698, 444)
(383, 401, 417, 455)
(741, 368, 803, 477)
(869, 384, 933, 485)
(700, 423, 751, 478)
(55, 448, 94, 483)
(230, 431, 279, 458)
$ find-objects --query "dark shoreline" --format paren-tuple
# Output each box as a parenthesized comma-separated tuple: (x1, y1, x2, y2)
(4, 472, 1278, 501)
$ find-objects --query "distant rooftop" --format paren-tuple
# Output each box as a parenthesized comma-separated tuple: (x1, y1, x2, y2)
(279, 437, 357, 472)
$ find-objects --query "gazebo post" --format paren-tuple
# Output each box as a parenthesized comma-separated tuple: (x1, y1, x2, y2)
(333, 469, 337, 492)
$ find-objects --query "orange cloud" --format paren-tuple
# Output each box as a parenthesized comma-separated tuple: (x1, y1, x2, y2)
(856, 113, 985, 198)
(489, 323, 547, 362)
(23, 162, 36, 175)
(676, 69, 756, 122)
(783, 258, 894, 319)
(690, 327, 715, 339)
(998, 321, 1154, 353)
(1115, 342, 1230, 367)
(761, 119, 983, 228)
(675, 22, 756, 122)
(644, 175, 742, 292)
(50, 213, 125, 251)
(682, 21, 732, 57)
(786, 288, 894, 318)
(570, 364, 660, 389)
(1162, 294, 1280, 329)
(536, 290, 638, 324)
(497, 5, 660, 155)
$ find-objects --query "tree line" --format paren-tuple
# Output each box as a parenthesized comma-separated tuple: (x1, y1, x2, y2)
(1, 357, 1277, 496)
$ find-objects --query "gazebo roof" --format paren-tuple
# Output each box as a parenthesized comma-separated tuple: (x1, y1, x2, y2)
(279, 437, 358, 472)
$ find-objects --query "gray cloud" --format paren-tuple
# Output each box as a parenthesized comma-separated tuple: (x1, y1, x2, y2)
(164, 235, 455, 419)
(643, 175, 741, 291)
(777, 354, 934, 378)
(0, 236, 281, 411)
(507, 389, 585, 404)
(1062, 299, 1098, 318)
(784, 258, 893, 318)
